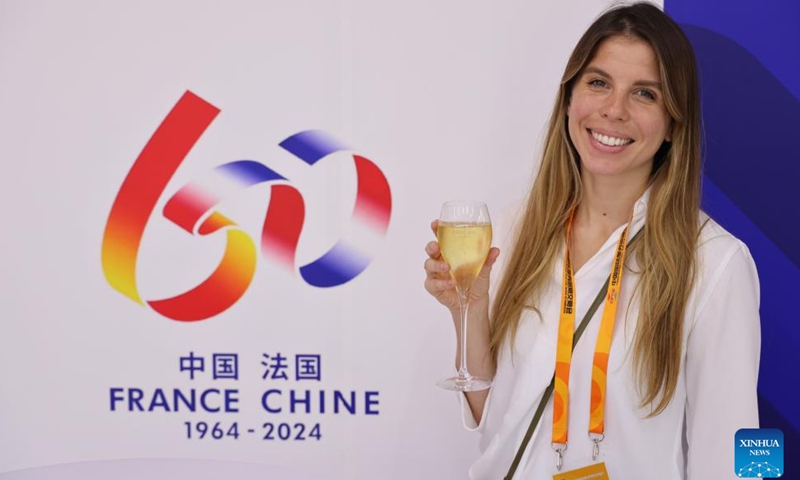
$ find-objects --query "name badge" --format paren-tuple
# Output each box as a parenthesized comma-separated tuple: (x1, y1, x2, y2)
(552, 462, 609, 480)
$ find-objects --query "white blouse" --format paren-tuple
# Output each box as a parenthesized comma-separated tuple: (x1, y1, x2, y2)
(459, 191, 761, 480)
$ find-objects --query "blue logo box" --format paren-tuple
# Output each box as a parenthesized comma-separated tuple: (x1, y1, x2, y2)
(735, 428, 784, 478)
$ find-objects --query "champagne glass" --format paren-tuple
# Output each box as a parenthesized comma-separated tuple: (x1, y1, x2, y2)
(436, 201, 493, 391)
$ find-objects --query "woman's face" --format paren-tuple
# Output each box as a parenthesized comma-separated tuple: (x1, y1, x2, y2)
(567, 36, 672, 186)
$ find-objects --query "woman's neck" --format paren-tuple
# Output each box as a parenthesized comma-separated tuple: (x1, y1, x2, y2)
(574, 173, 647, 236)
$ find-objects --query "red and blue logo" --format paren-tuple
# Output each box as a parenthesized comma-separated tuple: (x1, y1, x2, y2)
(101, 91, 392, 321)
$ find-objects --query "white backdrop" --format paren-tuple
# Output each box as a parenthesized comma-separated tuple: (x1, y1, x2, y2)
(0, 1, 659, 478)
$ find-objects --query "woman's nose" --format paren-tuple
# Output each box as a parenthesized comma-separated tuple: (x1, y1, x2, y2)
(600, 92, 629, 121)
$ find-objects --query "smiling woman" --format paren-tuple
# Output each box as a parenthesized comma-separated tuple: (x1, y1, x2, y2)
(423, 2, 761, 479)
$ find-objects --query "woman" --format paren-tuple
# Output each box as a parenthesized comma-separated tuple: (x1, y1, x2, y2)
(424, 3, 760, 479)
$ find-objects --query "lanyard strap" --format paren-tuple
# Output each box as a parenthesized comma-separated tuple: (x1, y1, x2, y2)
(502, 226, 642, 480)
(589, 221, 630, 438)
(552, 216, 631, 448)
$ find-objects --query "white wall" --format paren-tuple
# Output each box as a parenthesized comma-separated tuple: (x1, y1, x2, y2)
(0, 1, 661, 478)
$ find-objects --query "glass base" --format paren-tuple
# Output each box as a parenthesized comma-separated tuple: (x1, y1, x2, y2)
(436, 374, 492, 392)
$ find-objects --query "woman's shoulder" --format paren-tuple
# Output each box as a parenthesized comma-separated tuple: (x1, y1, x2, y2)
(696, 211, 752, 262)
(691, 212, 759, 313)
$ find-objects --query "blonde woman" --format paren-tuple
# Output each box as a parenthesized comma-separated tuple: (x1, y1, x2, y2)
(424, 3, 760, 479)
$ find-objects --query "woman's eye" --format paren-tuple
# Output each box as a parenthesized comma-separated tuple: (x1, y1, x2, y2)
(636, 89, 656, 100)
(588, 79, 607, 88)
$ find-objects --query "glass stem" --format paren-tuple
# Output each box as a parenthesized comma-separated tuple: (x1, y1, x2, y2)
(457, 289, 472, 382)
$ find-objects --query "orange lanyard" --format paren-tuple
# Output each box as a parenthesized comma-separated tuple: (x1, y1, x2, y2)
(551, 214, 631, 470)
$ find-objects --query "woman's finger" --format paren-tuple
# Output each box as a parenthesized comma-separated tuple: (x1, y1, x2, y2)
(424, 277, 456, 295)
(475, 247, 500, 279)
(425, 240, 441, 259)
(424, 257, 449, 276)
(482, 247, 500, 271)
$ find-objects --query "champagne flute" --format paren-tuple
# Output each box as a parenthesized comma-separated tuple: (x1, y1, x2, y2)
(436, 201, 493, 391)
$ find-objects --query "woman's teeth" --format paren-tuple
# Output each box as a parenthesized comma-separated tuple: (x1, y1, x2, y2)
(591, 130, 632, 147)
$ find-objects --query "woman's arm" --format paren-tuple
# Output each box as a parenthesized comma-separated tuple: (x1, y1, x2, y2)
(685, 240, 760, 478)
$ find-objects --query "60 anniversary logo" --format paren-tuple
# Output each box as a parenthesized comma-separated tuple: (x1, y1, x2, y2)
(102, 91, 392, 322)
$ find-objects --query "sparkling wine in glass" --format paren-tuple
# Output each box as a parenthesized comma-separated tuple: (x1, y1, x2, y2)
(436, 201, 493, 391)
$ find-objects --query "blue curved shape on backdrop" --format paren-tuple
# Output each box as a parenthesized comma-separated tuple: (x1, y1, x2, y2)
(666, 0, 800, 471)
(683, 25, 800, 269)
(666, 1, 800, 100)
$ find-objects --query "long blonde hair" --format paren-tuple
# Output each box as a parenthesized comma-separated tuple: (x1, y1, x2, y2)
(490, 2, 701, 415)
